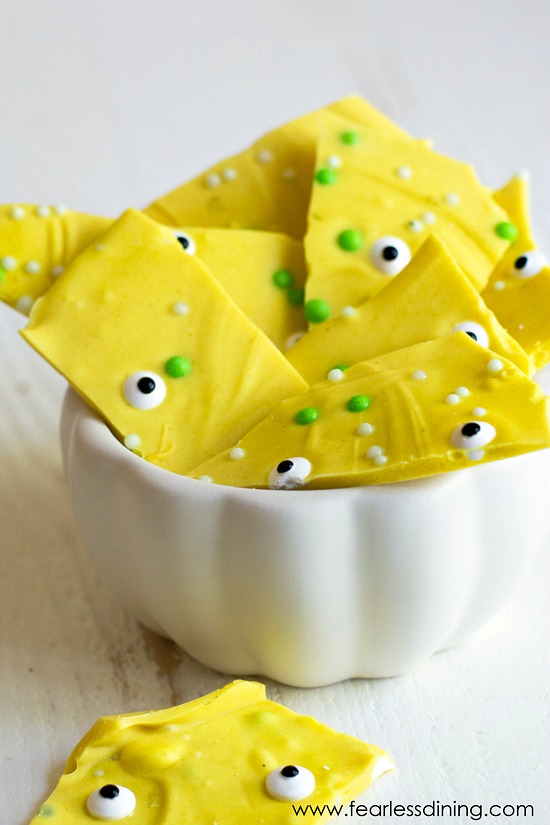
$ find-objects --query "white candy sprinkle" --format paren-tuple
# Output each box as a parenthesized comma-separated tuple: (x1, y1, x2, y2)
(366, 445, 384, 459)
(518, 323, 524, 330)
(222, 168, 237, 181)
(95, 243, 105, 251)
(52, 265, 64, 278)
(172, 301, 190, 316)
(9, 206, 24, 220)
(164, 724, 178, 731)
(357, 422, 374, 436)
(93, 770, 105, 778)
(15, 295, 33, 315)
(284, 330, 306, 350)
(396, 165, 412, 179)
(326, 155, 341, 169)
(466, 449, 485, 462)
(408, 219, 424, 233)
(445, 192, 460, 206)
(53, 204, 67, 215)
(282, 168, 297, 180)
(124, 434, 142, 450)
(472, 406, 487, 417)
(411, 370, 427, 381)
(229, 447, 246, 460)
(445, 393, 460, 405)
(455, 386, 470, 397)
(1, 255, 17, 271)
(422, 211, 436, 225)
(327, 368, 345, 382)
(205, 173, 221, 188)
(36, 205, 50, 218)
(487, 358, 503, 373)
(341, 305, 356, 317)
(256, 149, 273, 164)
(493, 280, 506, 291)
(199, 475, 213, 483)
(374, 454, 388, 466)
(25, 260, 41, 275)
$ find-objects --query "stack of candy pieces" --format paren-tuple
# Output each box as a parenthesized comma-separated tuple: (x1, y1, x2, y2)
(2, 95, 550, 489)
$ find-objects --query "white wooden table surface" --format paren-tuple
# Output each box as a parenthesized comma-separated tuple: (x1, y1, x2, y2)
(1, 1, 549, 822)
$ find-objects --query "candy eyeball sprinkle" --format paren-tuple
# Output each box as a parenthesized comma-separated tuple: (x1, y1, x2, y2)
(265, 765, 316, 801)
(452, 321, 490, 348)
(123, 372, 166, 410)
(511, 250, 548, 279)
(370, 236, 411, 276)
(268, 457, 312, 490)
(173, 230, 196, 255)
(451, 421, 496, 450)
(86, 784, 136, 820)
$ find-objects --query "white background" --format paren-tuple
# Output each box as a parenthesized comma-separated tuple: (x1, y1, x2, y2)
(1, 1, 549, 823)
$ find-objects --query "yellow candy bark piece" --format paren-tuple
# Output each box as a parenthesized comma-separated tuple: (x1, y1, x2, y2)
(179, 227, 307, 350)
(0, 204, 111, 313)
(22, 209, 307, 475)
(29, 680, 392, 824)
(144, 95, 413, 239)
(287, 234, 533, 383)
(189, 334, 550, 489)
(305, 112, 511, 316)
(482, 175, 550, 370)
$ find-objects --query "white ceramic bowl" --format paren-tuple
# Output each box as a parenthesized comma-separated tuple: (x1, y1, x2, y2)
(61, 386, 550, 688)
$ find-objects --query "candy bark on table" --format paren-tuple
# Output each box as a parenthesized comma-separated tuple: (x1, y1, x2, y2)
(304, 112, 512, 317)
(286, 234, 533, 383)
(144, 95, 413, 239)
(22, 209, 307, 475)
(189, 333, 550, 489)
(28, 681, 392, 824)
(482, 175, 550, 370)
(0, 204, 111, 312)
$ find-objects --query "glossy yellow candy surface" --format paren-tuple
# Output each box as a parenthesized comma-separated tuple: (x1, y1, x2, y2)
(189, 334, 550, 489)
(482, 175, 550, 370)
(287, 234, 533, 383)
(305, 112, 511, 316)
(144, 96, 412, 239)
(29, 681, 392, 824)
(0, 204, 110, 312)
(22, 209, 307, 475)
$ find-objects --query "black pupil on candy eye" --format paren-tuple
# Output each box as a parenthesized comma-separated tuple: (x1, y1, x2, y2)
(277, 460, 294, 474)
(281, 765, 300, 778)
(465, 331, 478, 341)
(382, 246, 399, 261)
(137, 377, 156, 394)
(177, 235, 190, 250)
(461, 422, 481, 438)
(515, 255, 528, 270)
(99, 785, 120, 799)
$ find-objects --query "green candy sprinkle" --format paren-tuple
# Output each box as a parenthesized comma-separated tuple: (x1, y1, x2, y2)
(295, 407, 320, 425)
(337, 229, 364, 251)
(287, 287, 305, 306)
(272, 269, 294, 289)
(495, 221, 518, 241)
(331, 364, 349, 372)
(305, 299, 330, 323)
(314, 168, 338, 185)
(347, 394, 371, 412)
(38, 804, 56, 817)
(340, 130, 361, 145)
(0, 265, 5, 283)
(165, 355, 192, 378)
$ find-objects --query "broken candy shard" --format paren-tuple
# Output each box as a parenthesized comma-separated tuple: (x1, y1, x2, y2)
(28, 680, 392, 824)
(189, 333, 550, 489)
(144, 95, 414, 239)
(286, 234, 533, 383)
(22, 209, 307, 475)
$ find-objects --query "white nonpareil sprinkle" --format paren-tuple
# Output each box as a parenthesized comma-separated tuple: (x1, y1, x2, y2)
(199, 475, 213, 483)
(326, 155, 341, 169)
(455, 386, 470, 397)
(284, 330, 306, 350)
(487, 358, 503, 374)
(52, 265, 65, 278)
(445, 192, 460, 206)
(15, 295, 33, 315)
(124, 434, 142, 450)
(205, 173, 221, 188)
(366, 445, 384, 459)
(9, 205, 24, 220)
(472, 406, 487, 417)
(222, 168, 237, 181)
(1, 255, 17, 271)
(357, 422, 374, 436)
(95, 243, 105, 251)
(53, 204, 67, 215)
(327, 368, 345, 382)
(256, 149, 273, 164)
(408, 219, 424, 233)
(282, 168, 297, 180)
(25, 260, 41, 275)
(35, 205, 50, 218)
(172, 301, 190, 316)
(341, 306, 356, 317)
(493, 280, 506, 291)
(229, 447, 246, 460)
(93, 770, 105, 778)
(411, 370, 427, 381)
(396, 165, 412, 179)
(374, 454, 388, 466)
(466, 449, 485, 462)
(422, 211, 436, 225)
(445, 393, 460, 405)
